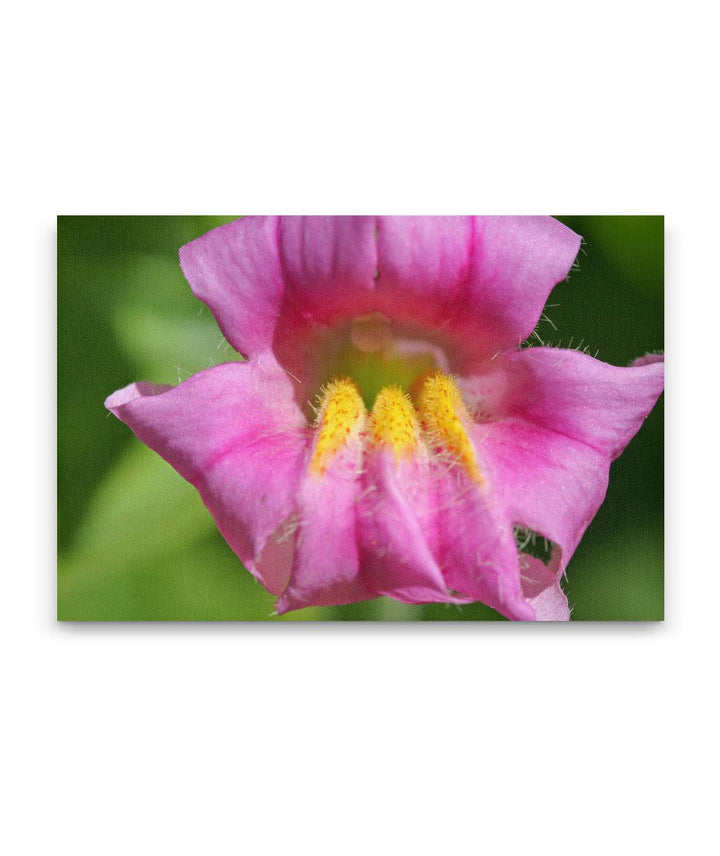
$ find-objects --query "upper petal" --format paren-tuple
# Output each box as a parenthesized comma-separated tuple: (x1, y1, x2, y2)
(179, 217, 284, 359)
(105, 357, 308, 595)
(465, 217, 582, 354)
(376, 216, 581, 363)
(179, 216, 378, 361)
(277, 215, 378, 322)
(180, 216, 581, 381)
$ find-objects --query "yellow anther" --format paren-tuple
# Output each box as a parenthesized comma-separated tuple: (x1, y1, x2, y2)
(369, 386, 420, 461)
(310, 378, 366, 475)
(417, 373, 484, 483)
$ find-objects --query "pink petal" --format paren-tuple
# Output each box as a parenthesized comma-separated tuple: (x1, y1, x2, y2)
(431, 460, 536, 621)
(376, 215, 474, 308)
(105, 357, 309, 595)
(376, 216, 581, 363)
(277, 216, 377, 323)
(462, 348, 665, 460)
(179, 217, 285, 359)
(477, 419, 609, 575)
(358, 447, 469, 605)
(520, 554, 571, 621)
(276, 422, 372, 613)
(632, 352, 664, 367)
(466, 217, 582, 354)
(468, 349, 664, 573)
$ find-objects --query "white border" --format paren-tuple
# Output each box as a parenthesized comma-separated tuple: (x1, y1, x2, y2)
(3, 2, 713, 854)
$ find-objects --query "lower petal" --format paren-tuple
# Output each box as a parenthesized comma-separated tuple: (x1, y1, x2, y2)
(105, 357, 309, 595)
(520, 554, 571, 622)
(477, 418, 609, 575)
(274, 452, 374, 613)
(276, 380, 372, 613)
(358, 448, 467, 605)
(432, 461, 536, 621)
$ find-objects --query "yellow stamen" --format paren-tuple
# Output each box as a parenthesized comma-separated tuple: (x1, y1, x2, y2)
(369, 386, 420, 461)
(309, 378, 366, 475)
(417, 373, 484, 483)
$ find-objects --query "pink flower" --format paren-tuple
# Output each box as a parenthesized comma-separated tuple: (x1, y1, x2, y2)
(105, 216, 664, 620)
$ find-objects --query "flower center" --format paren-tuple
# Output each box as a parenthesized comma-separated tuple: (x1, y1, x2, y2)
(311, 371, 483, 483)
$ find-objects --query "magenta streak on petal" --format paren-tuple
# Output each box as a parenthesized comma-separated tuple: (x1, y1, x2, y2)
(462, 348, 665, 460)
(277, 215, 378, 323)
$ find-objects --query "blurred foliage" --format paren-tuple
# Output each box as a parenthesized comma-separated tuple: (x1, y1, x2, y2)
(57, 216, 663, 621)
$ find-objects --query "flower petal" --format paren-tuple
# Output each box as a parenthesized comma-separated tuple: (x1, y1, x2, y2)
(376, 216, 581, 363)
(477, 419, 609, 575)
(277, 215, 378, 322)
(461, 348, 665, 460)
(358, 447, 468, 605)
(376, 215, 474, 308)
(431, 459, 536, 621)
(105, 357, 308, 595)
(275, 378, 372, 613)
(179, 217, 284, 359)
(276, 425, 372, 614)
(520, 554, 571, 621)
(467, 349, 664, 573)
(465, 217, 582, 354)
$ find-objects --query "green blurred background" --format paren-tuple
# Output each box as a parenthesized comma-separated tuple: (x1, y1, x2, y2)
(57, 216, 664, 621)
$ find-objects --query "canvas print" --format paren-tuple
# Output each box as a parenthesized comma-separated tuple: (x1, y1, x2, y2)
(57, 216, 664, 621)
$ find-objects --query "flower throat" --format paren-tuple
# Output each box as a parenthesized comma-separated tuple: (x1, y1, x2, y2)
(314, 311, 450, 412)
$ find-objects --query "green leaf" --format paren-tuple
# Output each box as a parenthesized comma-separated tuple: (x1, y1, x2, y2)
(61, 442, 214, 575)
